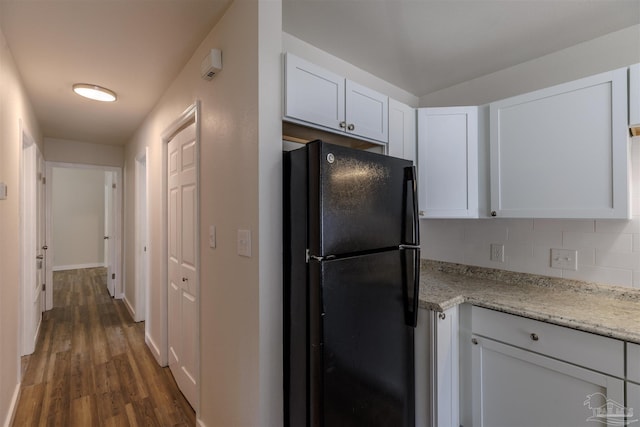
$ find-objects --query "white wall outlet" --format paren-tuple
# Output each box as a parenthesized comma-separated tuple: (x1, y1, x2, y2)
(490, 243, 505, 262)
(550, 248, 578, 270)
(237, 229, 251, 257)
(209, 225, 216, 249)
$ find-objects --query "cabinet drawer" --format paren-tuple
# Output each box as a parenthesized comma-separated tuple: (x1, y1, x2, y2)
(628, 343, 640, 382)
(471, 306, 624, 377)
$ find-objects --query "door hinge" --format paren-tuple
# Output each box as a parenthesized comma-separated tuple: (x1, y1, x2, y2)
(42, 177, 46, 184)
(112, 183, 116, 189)
(112, 273, 115, 280)
(42, 284, 46, 291)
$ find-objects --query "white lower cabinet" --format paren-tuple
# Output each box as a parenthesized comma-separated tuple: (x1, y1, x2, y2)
(627, 382, 640, 425)
(417, 306, 459, 427)
(467, 306, 625, 427)
(471, 335, 624, 427)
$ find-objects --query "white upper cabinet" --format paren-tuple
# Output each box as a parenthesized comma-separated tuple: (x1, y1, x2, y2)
(388, 99, 416, 162)
(284, 53, 345, 133)
(284, 53, 389, 144)
(490, 67, 630, 219)
(418, 106, 486, 218)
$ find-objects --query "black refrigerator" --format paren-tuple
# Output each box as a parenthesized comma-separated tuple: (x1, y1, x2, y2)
(284, 140, 420, 427)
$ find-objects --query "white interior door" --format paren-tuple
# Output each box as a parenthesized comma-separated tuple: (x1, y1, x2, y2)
(104, 172, 115, 297)
(167, 122, 199, 408)
(21, 136, 43, 356)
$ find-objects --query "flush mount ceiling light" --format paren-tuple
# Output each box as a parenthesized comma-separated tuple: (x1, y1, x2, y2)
(72, 83, 117, 102)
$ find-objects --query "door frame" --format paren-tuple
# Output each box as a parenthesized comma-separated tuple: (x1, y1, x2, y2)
(19, 124, 43, 357)
(160, 101, 201, 409)
(44, 162, 123, 307)
(135, 147, 149, 323)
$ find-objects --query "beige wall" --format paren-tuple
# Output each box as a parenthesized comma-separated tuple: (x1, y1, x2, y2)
(0, 25, 42, 424)
(45, 137, 124, 167)
(419, 25, 640, 287)
(51, 167, 105, 269)
(123, 0, 282, 425)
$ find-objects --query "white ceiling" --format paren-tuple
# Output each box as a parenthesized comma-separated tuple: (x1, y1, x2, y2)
(1, 1, 638, 146)
(283, 0, 640, 98)
(0, 0, 231, 145)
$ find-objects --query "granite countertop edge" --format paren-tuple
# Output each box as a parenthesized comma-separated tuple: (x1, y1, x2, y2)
(418, 259, 640, 345)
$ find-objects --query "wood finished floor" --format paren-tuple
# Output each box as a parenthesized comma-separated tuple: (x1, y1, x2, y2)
(12, 268, 196, 426)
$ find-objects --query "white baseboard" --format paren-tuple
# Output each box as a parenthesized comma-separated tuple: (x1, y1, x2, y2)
(145, 332, 164, 367)
(52, 262, 105, 272)
(4, 383, 21, 427)
(123, 295, 136, 319)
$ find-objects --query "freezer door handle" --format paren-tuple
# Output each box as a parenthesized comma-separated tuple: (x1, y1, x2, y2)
(402, 248, 420, 327)
(402, 166, 420, 246)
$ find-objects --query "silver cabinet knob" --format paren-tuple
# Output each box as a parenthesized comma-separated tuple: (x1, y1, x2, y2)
(530, 333, 539, 341)
(182, 277, 188, 282)
(36, 255, 44, 260)
(438, 312, 446, 320)
(347, 123, 355, 131)
(471, 338, 479, 345)
(339, 121, 346, 129)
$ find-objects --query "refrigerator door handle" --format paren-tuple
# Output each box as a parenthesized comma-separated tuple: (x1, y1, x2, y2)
(401, 248, 420, 328)
(402, 166, 420, 246)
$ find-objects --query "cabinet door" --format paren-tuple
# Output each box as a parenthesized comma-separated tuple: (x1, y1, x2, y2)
(471, 336, 624, 427)
(628, 343, 640, 383)
(418, 107, 479, 218)
(490, 67, 629, 219)
(627, 382, 640, 425)
(388, 99, 416, 162)
(284, 53, 345, 132)
(431, 306, 459, 427)
(346, 80, 389, 143)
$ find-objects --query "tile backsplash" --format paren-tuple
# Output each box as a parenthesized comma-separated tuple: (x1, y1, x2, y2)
(420, 138, 640, 288)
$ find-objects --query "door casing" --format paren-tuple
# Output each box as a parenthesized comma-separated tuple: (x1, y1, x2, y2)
(44, 162, 123, 307)
(157, 101, 201, 412)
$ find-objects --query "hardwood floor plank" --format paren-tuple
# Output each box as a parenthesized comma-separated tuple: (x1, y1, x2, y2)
(10, 383, 44, 426)
(12, 268, 195, 426)
(70, 395, 98, 426)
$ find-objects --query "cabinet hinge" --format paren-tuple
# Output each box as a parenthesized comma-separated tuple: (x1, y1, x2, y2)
(42, 284, 46, 291)
(112, 183, 116, 189)
(112, 273, 115, 280)
(42, 177, 46, 185)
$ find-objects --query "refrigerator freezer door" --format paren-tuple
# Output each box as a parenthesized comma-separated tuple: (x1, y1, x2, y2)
(310, 250, 416, 427)
(307, 141, 415, 257)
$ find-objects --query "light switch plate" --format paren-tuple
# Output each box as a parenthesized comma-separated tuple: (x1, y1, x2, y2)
(550, 248, 578, 270)
(237, 229, 251, 257)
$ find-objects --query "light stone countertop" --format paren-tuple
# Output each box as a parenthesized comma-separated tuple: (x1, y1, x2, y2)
(419, 260, 640, 344)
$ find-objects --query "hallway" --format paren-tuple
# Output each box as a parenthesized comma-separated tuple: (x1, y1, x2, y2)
(12, 268, 195, 426)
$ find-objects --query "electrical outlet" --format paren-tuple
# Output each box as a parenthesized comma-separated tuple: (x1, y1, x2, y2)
(490, 243, 505, 262)
(550, 248, 578, 270)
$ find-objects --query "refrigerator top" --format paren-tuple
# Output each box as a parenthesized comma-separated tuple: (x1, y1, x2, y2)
(303, 140, 418, 258)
